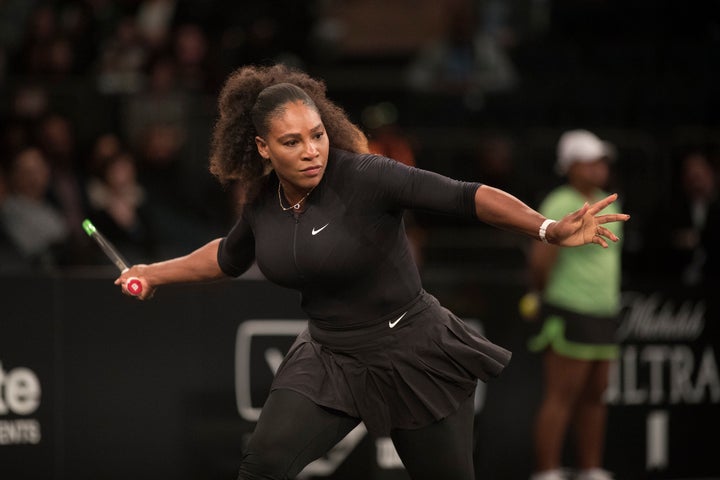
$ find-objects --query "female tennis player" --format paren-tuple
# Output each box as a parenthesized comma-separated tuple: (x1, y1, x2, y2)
(115, 64, 629, 480)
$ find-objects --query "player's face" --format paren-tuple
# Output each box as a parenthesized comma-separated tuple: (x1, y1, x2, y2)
(255, 100, 329, 199)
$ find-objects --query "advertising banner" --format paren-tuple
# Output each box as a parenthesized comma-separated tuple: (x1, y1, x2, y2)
(0, 277, 55, 480)
(0, 275, 717, 479)
(605, 285, 719, 478)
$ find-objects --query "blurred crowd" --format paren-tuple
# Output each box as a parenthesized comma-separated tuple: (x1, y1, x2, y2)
(0, 0, 320, 272)
(0, 0, 525, 273)
(0, 0, 718, 288)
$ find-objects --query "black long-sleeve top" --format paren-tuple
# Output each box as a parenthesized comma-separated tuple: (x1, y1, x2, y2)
(218, 148, 480, 328)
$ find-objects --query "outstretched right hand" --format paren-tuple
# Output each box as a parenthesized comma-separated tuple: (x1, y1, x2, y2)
(547, 193, 630, 248)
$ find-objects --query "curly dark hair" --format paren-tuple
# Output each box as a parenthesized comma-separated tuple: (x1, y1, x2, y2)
(209, 64, 369, 190)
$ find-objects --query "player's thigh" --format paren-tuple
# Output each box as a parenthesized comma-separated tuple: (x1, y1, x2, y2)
(240, 389, 360, 479)
(390, 392, 476, 480)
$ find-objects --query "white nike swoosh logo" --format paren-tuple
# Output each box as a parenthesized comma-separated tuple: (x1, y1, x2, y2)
(389, 311, 408, 328)
(311, 224, 329, 235)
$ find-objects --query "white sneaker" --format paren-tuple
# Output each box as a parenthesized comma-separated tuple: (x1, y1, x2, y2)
(575, 468, 614, 480)
(530, 469, 571, 480)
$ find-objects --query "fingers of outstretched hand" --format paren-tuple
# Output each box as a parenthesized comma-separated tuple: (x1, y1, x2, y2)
(593, 233, 610, 248)
(595, 213, 631, 225)
(587, 193, 618, 215)
(572, 201, 590, 220)
(590, 222, 625, 247)
(596, 225, 618, 243)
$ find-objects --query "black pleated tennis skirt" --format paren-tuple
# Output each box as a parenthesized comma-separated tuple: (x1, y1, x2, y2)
(270, 290, 512, 436)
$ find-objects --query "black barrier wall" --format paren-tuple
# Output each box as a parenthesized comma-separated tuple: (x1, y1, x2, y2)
(0, 275, 718, 480)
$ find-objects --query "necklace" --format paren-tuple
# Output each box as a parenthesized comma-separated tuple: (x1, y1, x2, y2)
(278, 183, 312, 211)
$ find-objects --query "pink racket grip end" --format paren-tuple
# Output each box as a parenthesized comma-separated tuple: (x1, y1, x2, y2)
(126, 277, 143, 296)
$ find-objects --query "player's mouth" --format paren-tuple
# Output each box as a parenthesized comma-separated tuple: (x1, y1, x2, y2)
(301, 165, 323, 177)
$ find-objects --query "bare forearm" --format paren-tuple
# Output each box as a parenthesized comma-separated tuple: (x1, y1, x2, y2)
(474, 185, 549, 240)
(143, 238, 227, 286)
(474, 187, 629, 250)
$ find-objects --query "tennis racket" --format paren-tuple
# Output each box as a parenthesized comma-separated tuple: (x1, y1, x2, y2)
(82, 218, 143, 296)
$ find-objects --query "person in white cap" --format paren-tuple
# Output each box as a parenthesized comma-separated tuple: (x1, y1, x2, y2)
(522, 129, 622, 480)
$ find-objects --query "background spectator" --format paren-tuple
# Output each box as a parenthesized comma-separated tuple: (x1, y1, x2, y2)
(662, 149, 720, 287)
(85, 149, 156, 264)
(0, 146, 70, 270)
(35, 112, 89, 255)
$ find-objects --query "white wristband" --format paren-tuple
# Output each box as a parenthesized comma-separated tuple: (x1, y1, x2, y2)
(539, 219, 556, 244)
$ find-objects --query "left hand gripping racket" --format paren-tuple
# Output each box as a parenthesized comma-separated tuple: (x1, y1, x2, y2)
(82, 219, 143, 296)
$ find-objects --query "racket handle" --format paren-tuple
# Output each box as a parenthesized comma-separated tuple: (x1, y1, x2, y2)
(126, 277, 143, 296)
